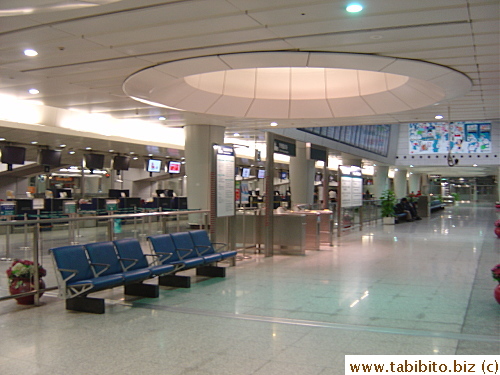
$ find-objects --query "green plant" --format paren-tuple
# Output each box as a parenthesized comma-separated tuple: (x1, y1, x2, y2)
(450, 192, 460, 201)
(380, 189, 396, 217)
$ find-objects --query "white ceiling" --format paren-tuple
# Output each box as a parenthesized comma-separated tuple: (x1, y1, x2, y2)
(0, 0, 498, 175)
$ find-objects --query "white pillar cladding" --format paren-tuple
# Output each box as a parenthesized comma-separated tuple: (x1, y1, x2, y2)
(184, 125, 225, 210)
(372, 165, 390, 199)
(289, 141, 315, 207)
(408, 172, 421, 195)
(394, 168, 408, 199)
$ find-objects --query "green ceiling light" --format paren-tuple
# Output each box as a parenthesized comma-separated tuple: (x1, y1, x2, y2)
(346, 3, 363, 13)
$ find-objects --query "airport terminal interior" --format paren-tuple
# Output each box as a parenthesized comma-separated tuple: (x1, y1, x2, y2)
(0, 0, 499, 373)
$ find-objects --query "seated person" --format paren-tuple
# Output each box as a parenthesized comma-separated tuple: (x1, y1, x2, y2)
(400, 197, 421, 220)
(395, 202, 413, 222)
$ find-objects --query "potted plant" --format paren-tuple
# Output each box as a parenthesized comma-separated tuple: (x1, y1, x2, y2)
(491, 264, 500, 304)
(380, 189, 396, 224)
(6, 259, 47, 305)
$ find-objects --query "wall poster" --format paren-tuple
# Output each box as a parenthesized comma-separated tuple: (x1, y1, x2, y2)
(216, 145, 235, 217)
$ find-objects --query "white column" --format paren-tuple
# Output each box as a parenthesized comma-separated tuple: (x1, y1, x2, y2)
(372, 166, 389, 199)
(408, 172, 421, 195)
(289, 141, 315, 207)
(394, 168, 408, 199)
(184, 125, 225, 210)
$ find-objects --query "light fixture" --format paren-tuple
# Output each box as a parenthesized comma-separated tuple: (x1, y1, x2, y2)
(108, 149, 114, 152)
(29, 88, 39, 95)
(346, 3, 363, 13)
(31, 141, 38, 144)
(85, 147, 92, 150)
(233, 133, 240, 136)
(68, 151, 75, 155)
(24, 49, 38, 57)
(270, 122, 278, 127)
(473, 164, 478, 167)
(158, 116, 166, 121)
(133, 156, 138, 160)
(435, 115, 444, 119)
(0, 138, 5, 141)
(59, 144, 66, 148)
(394, 168, 398, 172)
(409, 165, 414, 168)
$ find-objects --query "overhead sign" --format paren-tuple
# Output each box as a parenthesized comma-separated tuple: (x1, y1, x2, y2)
(273, 139, 296, 156)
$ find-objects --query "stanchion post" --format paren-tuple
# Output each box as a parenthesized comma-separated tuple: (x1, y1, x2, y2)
(33, 221, 41, 306)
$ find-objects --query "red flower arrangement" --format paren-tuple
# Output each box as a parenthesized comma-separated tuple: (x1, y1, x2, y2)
(492, 264, 500, 284)
(495, 220, 500, 228)
(6, 259, 46, 285)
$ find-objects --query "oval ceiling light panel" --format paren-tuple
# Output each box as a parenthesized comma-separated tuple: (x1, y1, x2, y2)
(124, 52, 471, 120)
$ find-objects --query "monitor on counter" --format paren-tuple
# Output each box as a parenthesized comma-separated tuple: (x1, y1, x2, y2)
(168, 160, 181, 174)
(146, 159, 162, 173)
(257, 169, 265, 179)
(241, 167, 250, 178)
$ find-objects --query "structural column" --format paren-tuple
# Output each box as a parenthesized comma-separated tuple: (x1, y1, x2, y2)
(289, 141, 315, 207)
(394, 168, 408, 199)
(372, 166, 389, 200)
(408, 172, 421, 195)
(184, 125, 225, 210)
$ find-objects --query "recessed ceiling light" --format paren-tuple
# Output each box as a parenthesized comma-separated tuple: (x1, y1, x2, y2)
(148, 154, 153, 156)
(0, 138, 5, 141)
(410, 165, 414, 168)
(133, 157, 138, 160)
(130, 151, 135, 154)
(29, 88, 39, 95)
(346, 3, 363, 13)
(69, 151, 75, 155)
(85, 147, 92, 150)
(233, 133, 240, 136)
(473, 164, 478, 167)
(24, 49, 38, 57)
(435, 115, 444, 119)
(60, 144, 66, 148)
(108, 149, 114, 152)
(158, 116, 166, 121)
(31, 141, 38, 144)
(270, 122, 278, 127)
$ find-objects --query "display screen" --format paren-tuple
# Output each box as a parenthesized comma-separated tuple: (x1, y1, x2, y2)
(280, 171, 288, 180)
(39, 149, 62, 166)
(1, 146, 26, 165)
(113, 155, 130, 170)
(84, 153, 105, 170)
(168, 161, 181, 173)
(241, 167, 250, 178)
(257, 169, 265, 179)
(146, 159, 162, 173)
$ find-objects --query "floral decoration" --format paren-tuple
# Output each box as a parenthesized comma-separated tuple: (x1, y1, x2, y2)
(495, 219, 500, 228)
(6, 259, 47, 288)
(492, 264, 500, 283)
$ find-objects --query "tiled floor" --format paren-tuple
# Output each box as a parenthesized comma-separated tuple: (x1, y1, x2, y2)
(0, 202, 498, 374)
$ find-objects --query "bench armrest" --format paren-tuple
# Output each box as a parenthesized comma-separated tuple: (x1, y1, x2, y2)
(154, 251, 174, 263)
(90, 262, 110, 277)
(176, 247, 194, 260)
(119, 257, 139, 271)
(194, 245, 211, 256)
(211, 242, 227, 253)
(57, 268, 79, 283)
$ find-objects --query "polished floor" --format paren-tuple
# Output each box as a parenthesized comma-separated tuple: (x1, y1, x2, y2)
(0, 203, 498, 374)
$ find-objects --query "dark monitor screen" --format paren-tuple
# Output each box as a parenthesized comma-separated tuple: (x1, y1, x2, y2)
(39, 149, 62, 167)
(84, 153, 105, 170)
(108, 189, 129, 198)
(1, 146, 26, 165)
(120, 197, 141, 209)
(113, 155, 130, 171)
(168, 161, 181, 173)
(146, 159, 162, 173)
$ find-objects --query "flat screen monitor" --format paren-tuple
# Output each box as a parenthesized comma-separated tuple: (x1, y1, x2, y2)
(241, 167, 250, 178)
(168, 160, 181, 174)
(113, 155, 130, 171)
(1, 146, 26, 165)
(315, 173, 323, 182)
(84, 153, 105, 170)
(146, 159, 162, 173)
(39, 149, 62, 166)
(108, 189, 129, 198)
(280, 171, 288, 180)
(257, 169, 265, 179)
(55, 189, 72, 199)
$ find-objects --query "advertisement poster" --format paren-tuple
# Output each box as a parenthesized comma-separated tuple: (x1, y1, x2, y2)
(216, 146, 235, 217)
(409, 122, 491, 154)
